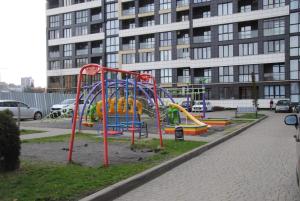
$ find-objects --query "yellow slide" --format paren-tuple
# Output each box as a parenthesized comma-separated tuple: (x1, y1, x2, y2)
(169, 103, 208, 127)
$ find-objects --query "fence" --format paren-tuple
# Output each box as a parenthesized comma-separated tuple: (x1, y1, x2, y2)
(0, 92, 75, 116)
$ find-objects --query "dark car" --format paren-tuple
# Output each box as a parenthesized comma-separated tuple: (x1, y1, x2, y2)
(181, 101, 192, 112)
(284, 114, 300, 187)
(275, 100, 293, 113)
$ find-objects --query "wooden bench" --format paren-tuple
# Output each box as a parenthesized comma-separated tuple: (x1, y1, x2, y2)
(235, 106, 257, 118)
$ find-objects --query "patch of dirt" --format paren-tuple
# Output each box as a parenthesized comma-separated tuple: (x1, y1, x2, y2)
(21, 140, 155, 167)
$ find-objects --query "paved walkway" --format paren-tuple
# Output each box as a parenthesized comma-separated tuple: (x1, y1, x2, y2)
(115, 112, 300, 201)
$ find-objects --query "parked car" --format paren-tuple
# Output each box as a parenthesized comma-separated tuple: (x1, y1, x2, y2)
(284, 114, 300, 187)
(0, 100, 42, 120)
(50, 99, 88, 116)
(192, 101, 213, 112)
(275, 100, 293, 113)
(181, 101, 192, 112)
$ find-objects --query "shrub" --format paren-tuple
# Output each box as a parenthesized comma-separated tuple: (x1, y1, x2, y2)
(0, 110, 21, 172)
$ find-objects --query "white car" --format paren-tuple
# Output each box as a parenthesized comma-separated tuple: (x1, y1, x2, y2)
(192, 101, 213, 112)
(0, 100, 42, 120)
(50, 99, 88, 116)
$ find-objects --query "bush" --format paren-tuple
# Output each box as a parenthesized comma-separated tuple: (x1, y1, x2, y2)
(0, 110, 21, 172)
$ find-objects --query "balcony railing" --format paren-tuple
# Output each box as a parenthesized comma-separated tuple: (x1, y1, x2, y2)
(193, 36, 211, 43)
(91, 14, 102, 21)
(177, 0, 189, 7)
(140, 42, 155, 49)
(264, 73, 285, 81)
(139, 5, 154, 14)
(92, 47, 103, 54)
(122, 8, 135, 16)
(238, 30, 258, 39)
(194, 77, 211, 84)
(76, 49, 88, 56)
(177, 38, 190, 45)
(178, 76, 191, 83)
(264, 28, 285, 36)
(49, 52, 60, 58)
(122, 44, 135, 50)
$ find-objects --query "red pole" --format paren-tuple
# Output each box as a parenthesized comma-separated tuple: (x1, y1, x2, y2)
(101, 69, 109, 167)
(68, 70, 84, 162)
(152, 79, 163, 148)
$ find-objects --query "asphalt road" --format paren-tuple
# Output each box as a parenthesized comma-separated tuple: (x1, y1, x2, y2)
(115, 112, 300, 201)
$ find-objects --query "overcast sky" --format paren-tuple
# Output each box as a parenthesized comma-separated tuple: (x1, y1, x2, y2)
(0, 1, 46, 87)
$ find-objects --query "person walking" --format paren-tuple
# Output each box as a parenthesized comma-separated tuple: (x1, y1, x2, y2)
(270, 99, 274, 110)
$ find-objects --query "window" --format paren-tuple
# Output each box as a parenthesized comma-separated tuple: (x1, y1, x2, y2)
(218, 3, 233, 16)
(177, 48, 190, 59)
(272, 64, 285, 80)
(64, 44, 72, 57)
(106, 20, 119, 35)
(239, 42, 258, 56)
(76, 58, 88, 68)
(219, 66, 234, 83)
(64, 0, 72, 6)
(160, 32, 172, 47)
(49, 30, 60, 39)
(291, 83, 300, 102)
(290, 36, 300, 56)
(218, 24, 233, 41)
(240, 5, 252, 12)
(76, 43, 88, 55)
(64, 13, 72, 25)
(264, 40, 285, 54)
(64, 60, 72, 69)
(49, 15, 60, 28)
(122, 53, 135, 64)
(264, 85, 285, 98)
(107, 54, 118, 68)
(290, 12, 300, 33)
(263, 17, 285, 36)
(263, 0, 285, 9)
(194, 0, 210, 3)
(106, 37, 119, 52)
(75, 25, 88, 36)
(160, 50, 172, 61)
(194, 47, 211, 59)
(160, 13, 171, 24)
(160, 69, 172, 83)
(107, 3, 118, 19)
(290, 59, 300, 80)
(139, 52, 155, 62)
(76, 10, 88, 24)
(49, 46, 60, 58)
(291, 0, 300, 9)
(140, 36, 155, 49)
(219, 45, 233, 58)
(50, 61, 60, 70)
(64, 28, 72, 38)
(239, 65, 259, 82)
(160, 0, 171, 10)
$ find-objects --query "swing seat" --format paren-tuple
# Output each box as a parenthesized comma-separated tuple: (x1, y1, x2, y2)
(102, 130, 123, 135)
(82, 122, 94, 127)
(128, 127, 141, 132)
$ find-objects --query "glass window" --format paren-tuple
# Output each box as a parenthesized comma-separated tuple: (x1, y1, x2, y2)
(239, 42, 258, 56)
(64, 60, 73, 69)
(139, 52, 155, 62)
(264, 40, 285, 54)
(106, 37, 119, 52)
(291, 82, 300, 102)
(76, 58, 88, 68)
(218, 3, 233, 16)
(107, 3, 118, 19)
(122, 53, 135, 64)
(194, 0, 210, 3)
(64, 44, 72, 57)
(64, 28, 72, 38)
(49, 46, 60, 58)
(290, 59, 300, 80)
(264, 85, 285, 98)
(106, 20, 119, 35)
(218, 24, 233, 41)
(177, 48, 190, 59)
(50, 61, 61, 70)
(75, 25, 88, 36)
(160, 0, 171, 10)
(238, 65, 259, 82)
(64, 0, 72, 6)
(290, 12, 300, 33)
(290, 36, 300, 56)
(64, 13, 72, 25)
(160, 69, 172, 83)
(160, 13, 171, 24)
(194, 47, 211, 59)
(49, 30, 60, 39)
(263, 0, 285, 9)
(219, 45, 233, 58)
(219, 66, 234, 83)
(160, 32, 172, 47)
(272, 64, 285, 80)
(263, 17, 285, 36)
(107, 54, 118, 68)
(49, 15, 60, 28)
(291, 0, 300, 9)
(76, 10, 88, 24)
(75, 42, 88, 56)
(160, 50, 172, 61)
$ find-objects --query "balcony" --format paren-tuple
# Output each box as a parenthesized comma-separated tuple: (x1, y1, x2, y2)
(194, 77, 211, 84)
(122, 44, 135, 50)
(91, 14, 102, 21)
(193, 36, 211, 43)
(139, 5, 154, 14)
(264, 28, 285, 36)
(140, 42, 154, 49)
(49, 52, 60, 58)
(76, 49, 88, 56)
(264, 73, 285, 81)
(92, 47, 103, 54)
(123, 8, 135, 16)
(177, 0, 189, 7)
(177, 38, 190, 45)
(178, 76, 191, 83)
(238, 30, 258, 39)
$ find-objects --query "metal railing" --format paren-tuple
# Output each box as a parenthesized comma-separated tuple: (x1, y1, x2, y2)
(264, 73, 285, 81)
(91, 14, 102, 21)
(122, 8, 135, 16)
(194, 77, 211, 83)
(177, 38, 190, 45)
(91, 47, 103, 54)
(140, 42, 155, 49)
(122, 44, 135, 50)
(178, 76, 191, 83)
(177, 0, 189, 7)
(238, 30, 258, 39)
(139, 5, 154, 13)
(193, 36, 211, 43)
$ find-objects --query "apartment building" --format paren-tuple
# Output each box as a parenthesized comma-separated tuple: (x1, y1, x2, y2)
(46, 0, 300, 102)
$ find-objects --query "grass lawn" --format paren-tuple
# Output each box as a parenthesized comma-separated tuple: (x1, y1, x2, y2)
(235, 113, 265, 119)
(20, 129, 47, 135)
(1, 134, 206, 201)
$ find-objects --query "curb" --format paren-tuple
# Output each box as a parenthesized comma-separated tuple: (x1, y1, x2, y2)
(79, 115, 267, 201)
